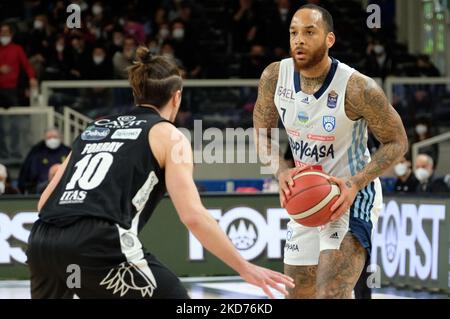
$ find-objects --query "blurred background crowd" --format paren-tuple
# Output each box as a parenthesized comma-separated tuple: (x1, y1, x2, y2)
(0, 0, 449, 195)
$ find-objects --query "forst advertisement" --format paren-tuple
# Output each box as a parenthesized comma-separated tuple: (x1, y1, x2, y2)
(0, 195, 449, 293)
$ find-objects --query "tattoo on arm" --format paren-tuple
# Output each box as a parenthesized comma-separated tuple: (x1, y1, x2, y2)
(253, 62, 288, 175)
(345, 72, 408, 190)
(345, 181, 353, 189)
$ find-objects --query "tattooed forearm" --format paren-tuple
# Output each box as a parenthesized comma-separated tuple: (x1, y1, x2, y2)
(345, 72, 408, 190)
(253, 62, 286, 175)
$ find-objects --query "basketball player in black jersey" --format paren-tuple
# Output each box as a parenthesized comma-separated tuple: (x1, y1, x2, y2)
(26, 46, 294, 299)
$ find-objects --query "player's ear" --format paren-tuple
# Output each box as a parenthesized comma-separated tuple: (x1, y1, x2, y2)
(172, 90, 182, 108)
(326, 32, 335, 49)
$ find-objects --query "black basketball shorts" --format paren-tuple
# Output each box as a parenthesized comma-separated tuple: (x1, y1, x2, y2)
(26, 217, 189, 299)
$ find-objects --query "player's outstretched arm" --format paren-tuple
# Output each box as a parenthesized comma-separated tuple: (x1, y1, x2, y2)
(151, 123, 294, 298)
(329, 72, 408, 219)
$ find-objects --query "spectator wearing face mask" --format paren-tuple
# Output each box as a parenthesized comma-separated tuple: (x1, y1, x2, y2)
(414, 154, 449, 193)
(108, 29, 125, 56)
(0, 163, 19, 196)
(86, 46, 112, 79)
(18, 128, 70, 194)
(364, 39, 394, 79)
(42, 35, 72, 80)
(28, 14, 54, 80)
(412, 117, 439, 167)
(67, 34, 91, 80)
(84, 46, 113, 116)
(393, 156, 418, 193)
(170, 19, 202, 78)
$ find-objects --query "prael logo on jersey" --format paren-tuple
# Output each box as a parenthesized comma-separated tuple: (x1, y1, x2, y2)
(322, 116, 336, 133)
(81, 126, 110, 141)
(95, 116, 147, 129)
(327, 90, 338, 108)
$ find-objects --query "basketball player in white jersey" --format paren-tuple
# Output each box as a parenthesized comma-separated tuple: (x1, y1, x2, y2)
(254, 4, 408, 298)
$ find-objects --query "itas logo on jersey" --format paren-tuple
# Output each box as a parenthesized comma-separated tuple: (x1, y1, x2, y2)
(289, 137, 335, 162)
(95, 116, 147, 129)
(322, 116, 336, 132)
(327, 90, 338, 108)
(81, 126, 110, 141)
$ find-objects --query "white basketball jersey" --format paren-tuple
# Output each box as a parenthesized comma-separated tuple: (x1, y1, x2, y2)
(275, 57, 372, 179)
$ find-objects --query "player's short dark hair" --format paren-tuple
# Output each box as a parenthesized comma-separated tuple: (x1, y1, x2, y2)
(298, 4, 334, 33)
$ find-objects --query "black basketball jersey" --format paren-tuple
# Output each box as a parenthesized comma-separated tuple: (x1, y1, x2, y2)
(40, 106, 171, 232)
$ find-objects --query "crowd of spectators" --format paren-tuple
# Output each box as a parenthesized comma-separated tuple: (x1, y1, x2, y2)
(0, 0, 449, 195)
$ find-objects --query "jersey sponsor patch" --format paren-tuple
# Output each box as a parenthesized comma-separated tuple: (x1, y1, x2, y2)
(289, 137, 335, 162)
(111, 128, 142, 140)
(81, 126, 110, 141)
(307, 133, 335, 142)
(327, 90, 338, 108)
(297, 111, 309, 125)
(322, 116, 336, 133)
(286, 128, 300, 137)
(95, 116, 147, 129)
(59, 190, 87, 204)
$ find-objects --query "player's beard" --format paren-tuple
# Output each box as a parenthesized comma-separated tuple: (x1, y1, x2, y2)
(293, 40, 328, 71)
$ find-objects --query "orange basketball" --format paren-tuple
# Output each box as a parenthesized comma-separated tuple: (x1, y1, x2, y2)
(285, 169, 340, 227)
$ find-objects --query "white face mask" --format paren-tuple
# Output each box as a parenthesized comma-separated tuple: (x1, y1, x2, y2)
(56, 44, 64, 53)
(93, 55, 104, 65)
(172, 29, 185, 40)
(46, 138, 61, 150)
(415, 168, 430, 182)
(0, 36, 11, 46)
(373, 44, 385, 55)
(415, 124, 428, 136)
(394, 163, 408, 177)
(92, 5, 103, 15)
(0, 181, 5, 195)
(34, 20, 44, 30)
